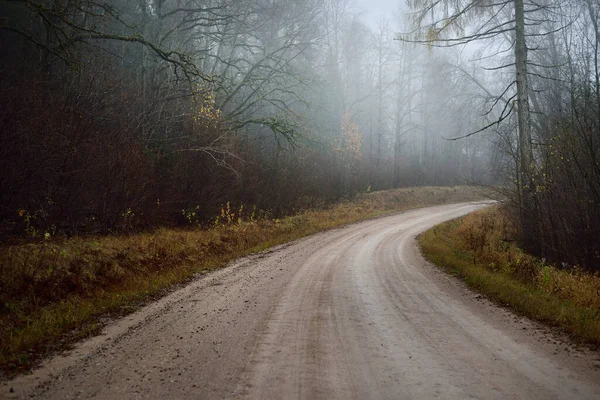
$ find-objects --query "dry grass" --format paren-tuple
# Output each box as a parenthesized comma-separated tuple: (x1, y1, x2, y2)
(419, 205, 600, 346)
(0, 186, 489, 376)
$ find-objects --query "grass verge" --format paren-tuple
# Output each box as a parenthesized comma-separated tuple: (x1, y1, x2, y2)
(1, 186, 489, 377)
(419, 205, 600, 346)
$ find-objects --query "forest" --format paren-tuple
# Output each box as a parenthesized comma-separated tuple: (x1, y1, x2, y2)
(0, 0, 599, 272)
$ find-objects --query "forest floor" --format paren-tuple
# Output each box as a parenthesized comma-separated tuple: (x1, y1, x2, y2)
(419, 205, 600, 346)
(0, 186, 491, 377)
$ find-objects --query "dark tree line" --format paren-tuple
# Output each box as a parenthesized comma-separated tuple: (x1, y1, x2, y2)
(0, 0, 496, 238)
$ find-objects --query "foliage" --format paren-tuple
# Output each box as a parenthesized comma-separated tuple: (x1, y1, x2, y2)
(334, 112, 363, 163)
(531, 112, 600, 270)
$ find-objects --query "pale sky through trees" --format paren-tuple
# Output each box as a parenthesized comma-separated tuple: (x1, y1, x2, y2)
(355, 0, 406, 28)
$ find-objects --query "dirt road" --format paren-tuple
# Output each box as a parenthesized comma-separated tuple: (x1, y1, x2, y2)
(6, 202, 600, 399)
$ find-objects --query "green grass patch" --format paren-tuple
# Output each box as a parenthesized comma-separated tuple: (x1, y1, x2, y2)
(0, 186, 490, 377)
(419, 206, 600, 346)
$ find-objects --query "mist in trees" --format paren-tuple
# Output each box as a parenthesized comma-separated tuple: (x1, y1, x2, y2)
(1, 0, 597, 271)
(402, 0, 600, 270)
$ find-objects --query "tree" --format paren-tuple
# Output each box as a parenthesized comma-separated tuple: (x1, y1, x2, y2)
(399, 0, 547, 251)
(0, 0, 502, 238)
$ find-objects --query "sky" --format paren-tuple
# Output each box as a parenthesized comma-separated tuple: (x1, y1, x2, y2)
(354, 0, 408, 30)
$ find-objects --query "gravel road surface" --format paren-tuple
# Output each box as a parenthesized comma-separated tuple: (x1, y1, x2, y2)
(6, 202, 600, 399)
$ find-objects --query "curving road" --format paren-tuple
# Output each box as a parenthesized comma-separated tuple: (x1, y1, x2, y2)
(7, 202, 600, 399)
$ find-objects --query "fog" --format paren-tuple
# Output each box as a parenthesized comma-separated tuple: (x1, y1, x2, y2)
(355, 0, 406, 28)
(1, 0, 599, 267)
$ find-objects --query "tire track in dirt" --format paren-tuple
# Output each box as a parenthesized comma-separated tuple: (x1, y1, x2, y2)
(6, 202, 600, 399)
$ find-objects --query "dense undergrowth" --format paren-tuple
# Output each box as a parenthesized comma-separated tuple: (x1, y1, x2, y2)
(419, 205, 600, 346)
(0, 186, 488, 377)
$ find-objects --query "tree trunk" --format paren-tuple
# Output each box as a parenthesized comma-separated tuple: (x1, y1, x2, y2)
(514, 0, 538, 252)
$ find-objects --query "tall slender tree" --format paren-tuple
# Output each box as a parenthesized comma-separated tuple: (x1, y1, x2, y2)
(399, 0, 543, 250)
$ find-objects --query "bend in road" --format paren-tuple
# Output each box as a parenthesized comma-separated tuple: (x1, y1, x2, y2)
(7, 202, 600, 399)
